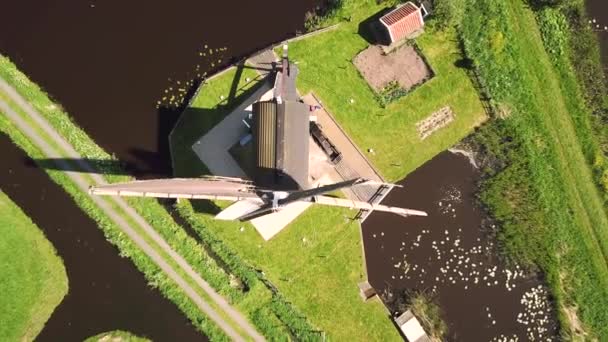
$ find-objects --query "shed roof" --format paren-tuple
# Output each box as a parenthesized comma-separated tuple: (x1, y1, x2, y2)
(380, 2, 420, 26)
(379, 2, 424, 43)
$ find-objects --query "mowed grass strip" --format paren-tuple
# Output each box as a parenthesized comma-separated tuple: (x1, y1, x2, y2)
(0, 191, 68, 342)
(0, 59, 238, 340)
(0, 107, 231, 342)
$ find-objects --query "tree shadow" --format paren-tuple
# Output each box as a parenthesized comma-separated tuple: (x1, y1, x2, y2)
(25, 157, 133, 175)
(454, 57, 474, 70)
(191, 199, 222, 215)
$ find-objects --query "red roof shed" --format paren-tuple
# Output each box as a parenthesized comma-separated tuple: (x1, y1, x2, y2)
(379, 2, 424, 43)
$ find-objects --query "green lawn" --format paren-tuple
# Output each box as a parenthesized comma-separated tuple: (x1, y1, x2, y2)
(0, 191, 67, 342)
(288, 2, 486, 181)
(170, 1, 487, 339)
(179, 200, 398, 341)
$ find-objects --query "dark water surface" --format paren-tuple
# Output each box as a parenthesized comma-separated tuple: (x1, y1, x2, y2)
(586, 0, 608, 71)
(363, 152, 558, 341)
(0, 0, 320, 178)
(0, 134, 206, 341)
(0, 2, 319, 339)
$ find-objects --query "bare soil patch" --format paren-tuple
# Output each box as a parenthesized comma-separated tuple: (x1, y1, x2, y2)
(416, 106, 455, 140)
(353, 44, 431, 92)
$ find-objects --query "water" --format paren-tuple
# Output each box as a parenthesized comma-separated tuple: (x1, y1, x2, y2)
(586, 0, 608, 72)
(0, 134, 206, 341)
(363, 152, 558, 341)
(0, 0, 320, 178)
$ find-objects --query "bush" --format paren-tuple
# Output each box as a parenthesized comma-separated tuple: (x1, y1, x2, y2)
(432, 0, 466, 28)
(304, 0, 345, 31)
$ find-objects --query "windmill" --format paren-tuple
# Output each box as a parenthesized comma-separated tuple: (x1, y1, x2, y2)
(90, 45, 427, 230)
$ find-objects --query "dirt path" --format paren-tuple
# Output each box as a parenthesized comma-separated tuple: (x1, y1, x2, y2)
(0, 78, 265, 342)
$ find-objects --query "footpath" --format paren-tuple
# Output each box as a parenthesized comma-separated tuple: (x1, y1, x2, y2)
(0, 77, 264, 342)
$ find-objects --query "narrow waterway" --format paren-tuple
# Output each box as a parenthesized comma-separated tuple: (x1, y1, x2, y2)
(586, 0, 608, 73)
(0, 133, 206, 341)
(363, 151, 558, 341)
(0, 0, 320, 178)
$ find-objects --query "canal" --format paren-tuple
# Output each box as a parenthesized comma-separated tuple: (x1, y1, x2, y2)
(586, 0, 608, 73)
(0, 0, 320, 178)
(363, 151, 559, 341)
(0, 134, 206, 341)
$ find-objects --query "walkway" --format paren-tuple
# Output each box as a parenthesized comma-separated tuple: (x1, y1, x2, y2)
(192, 80, 274, 178)
(0, 77, 265, 342)
(303, 93, 393, 220)
(247, 49, 277, 77)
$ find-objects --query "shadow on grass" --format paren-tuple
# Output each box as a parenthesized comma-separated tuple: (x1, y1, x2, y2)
(358, 7, 392, 46)
(171, 74, 273, 180)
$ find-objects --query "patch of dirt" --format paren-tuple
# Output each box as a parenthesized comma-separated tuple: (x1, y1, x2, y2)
(416, 106, 455, 140)
(353, 44, 431, 92)
(562, 305, 592, 341)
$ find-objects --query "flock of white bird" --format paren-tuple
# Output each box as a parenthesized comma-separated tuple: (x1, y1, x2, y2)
(371, 185, 556, 341)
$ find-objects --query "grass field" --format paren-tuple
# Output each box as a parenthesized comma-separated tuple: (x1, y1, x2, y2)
(169, 1, 487, 339)
(0, 191, 68, 342)
(460, 0, 608, 339)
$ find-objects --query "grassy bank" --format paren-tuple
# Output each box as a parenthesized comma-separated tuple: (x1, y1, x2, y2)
(458, 0, 608, 339)
(85, 330, 150, 342)
(0, 191, 68, 342)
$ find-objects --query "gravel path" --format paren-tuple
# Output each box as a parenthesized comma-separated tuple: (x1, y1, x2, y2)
(0, 77, 265, 342)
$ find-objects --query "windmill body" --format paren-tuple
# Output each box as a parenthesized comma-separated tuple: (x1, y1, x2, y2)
(90, 46, 427, 240)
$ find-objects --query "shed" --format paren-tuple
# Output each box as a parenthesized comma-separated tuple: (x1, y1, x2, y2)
(379, 2, 425, 44)
(395, 310, 431, 342)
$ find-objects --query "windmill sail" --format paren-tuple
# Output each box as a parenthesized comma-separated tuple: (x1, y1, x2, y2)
(89, 178, 259, 201)
(89, 177, 427, 220)
(310, 196, 427, 217)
